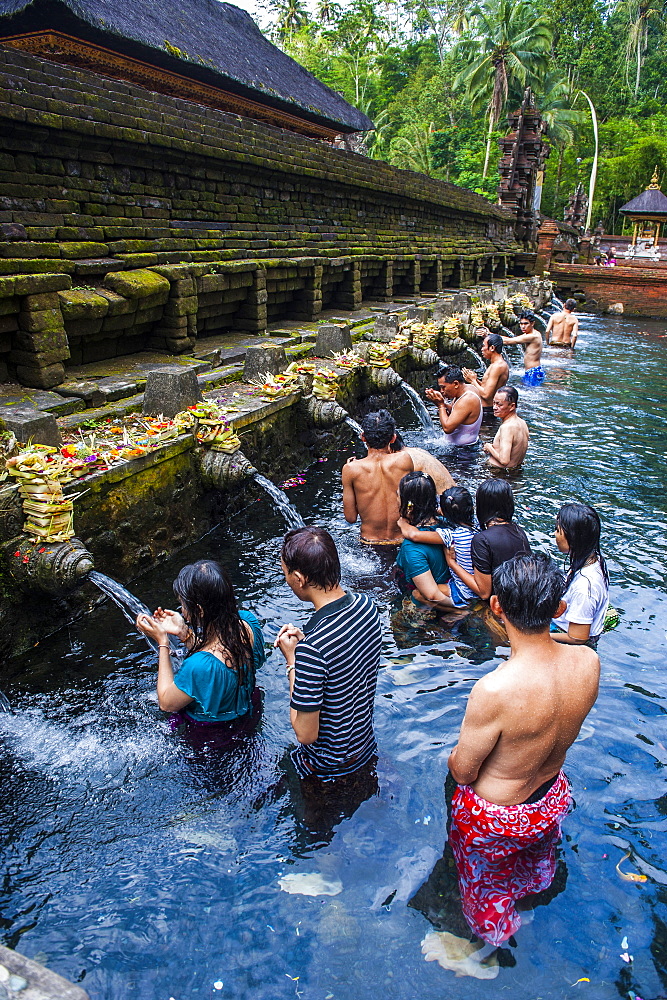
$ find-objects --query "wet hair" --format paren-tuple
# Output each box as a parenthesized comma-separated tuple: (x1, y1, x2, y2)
(493, 553, 566, 633)
(398, 471, 438, 526)
(361, 409, 396, 449)
(495, 385, 518, 406)
(389, 430, 405, 453)
(437, 365, 464, 384)
(556, 502, 609, 589)
(440, 486, 475, 527)
(564, 298, 577, 311)
(173, 560, 254, 682)
(484, 332, 504, 354)
(476, 478, 515, 528)
(281, 526, 341, 590)
(519, 310, 536, 325)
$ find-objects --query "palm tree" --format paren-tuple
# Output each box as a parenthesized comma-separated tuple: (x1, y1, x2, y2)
(389, 122, 435, 175)
(454, 0, 552, 177)
(536, 72, 585, 212)
(267, 0, 310, 43)
(617, 0, 665, 99)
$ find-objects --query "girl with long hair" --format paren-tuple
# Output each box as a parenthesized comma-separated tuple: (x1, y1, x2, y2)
(395, 472, 461, 608)
(136, 559, 265, 732)
(551, 502, 610, 644)
(465, 479, 531, 599)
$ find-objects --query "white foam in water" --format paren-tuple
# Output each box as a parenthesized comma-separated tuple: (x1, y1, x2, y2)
(0, 704, 175, 776)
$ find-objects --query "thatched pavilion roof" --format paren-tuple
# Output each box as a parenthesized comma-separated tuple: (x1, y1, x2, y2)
(0, 0, 373, 134)
(620, 170, 667, 218)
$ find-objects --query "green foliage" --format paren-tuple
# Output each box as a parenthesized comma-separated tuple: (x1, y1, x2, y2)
(260, 0, 667, 219)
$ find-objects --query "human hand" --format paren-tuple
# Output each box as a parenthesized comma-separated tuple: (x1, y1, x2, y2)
(462, 367, 477, 384)
(136, 613, 169, 646)
(483, 443, 492, 454)
(445, 544, 457, 565)
(154, 607, 188, 639)
(425, 388, 444, 405)
(274, 623, 305, 661)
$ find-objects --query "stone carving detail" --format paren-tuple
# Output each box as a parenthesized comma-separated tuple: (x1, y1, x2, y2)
(498, 87, 550, 245)
(199, 450, 257, 490)
(8, 538, 94, 594)
(0, 487, 25, 543)
(299, 396, 349, 429)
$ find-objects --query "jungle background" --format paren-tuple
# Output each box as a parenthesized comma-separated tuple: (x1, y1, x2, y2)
(257, 0, 667, 231)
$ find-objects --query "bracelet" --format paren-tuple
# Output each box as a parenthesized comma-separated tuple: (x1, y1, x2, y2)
(285, 663, 295, 675)
(158, 644, 171, 650)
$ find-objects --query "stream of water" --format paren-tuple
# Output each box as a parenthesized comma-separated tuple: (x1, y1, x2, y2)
(0, 313, 666, 999)
(399, 380, 435, 431)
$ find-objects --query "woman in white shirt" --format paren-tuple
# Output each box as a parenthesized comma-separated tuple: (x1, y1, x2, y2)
(551, 503, 609, 644)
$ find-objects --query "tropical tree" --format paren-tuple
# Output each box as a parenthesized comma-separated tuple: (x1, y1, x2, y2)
(535, 71, 585, 212)
(265, 0, 310, 43)
(616, 0, 665, 98)
(453, 0, 553, 176)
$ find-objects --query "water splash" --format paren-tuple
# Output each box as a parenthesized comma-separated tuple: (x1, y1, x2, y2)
(0, 688, 11, 713)
(551, 294, 565, 310)
(88, 571, 181, 654)
(344, 415, 364, 441)
(253, 473, 305, 529)
(464, 347, 485, 369)
(399, 380, 434, 431)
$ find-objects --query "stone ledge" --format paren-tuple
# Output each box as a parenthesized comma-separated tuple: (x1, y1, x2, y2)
(0, 944, 90, 1000)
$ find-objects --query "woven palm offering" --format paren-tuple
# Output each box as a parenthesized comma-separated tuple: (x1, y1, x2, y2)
(251, 370, 301, 400)
(6, 451, 75, 543)
(312, 369, 339, 401)
(367, 344, 392, 368)
(330, 350, 367, 370)
(188, 401, 241, 453)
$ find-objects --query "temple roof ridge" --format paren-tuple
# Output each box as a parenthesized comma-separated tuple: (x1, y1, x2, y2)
(619, 168, 667, 217)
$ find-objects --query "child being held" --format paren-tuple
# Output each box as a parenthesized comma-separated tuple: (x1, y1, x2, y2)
(398, 486, 480, 606)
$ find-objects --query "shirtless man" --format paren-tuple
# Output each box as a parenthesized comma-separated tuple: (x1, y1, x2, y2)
(483, 385, 529, 470)
(462, 332, 510, 408)
(342, 409, 413, 544)
(502, 310, 545, 386)
(390, 432, 455, 494)
(424, 366, 482, 447)
(546, 298, 579, 348)
(447, 553, 599, 946)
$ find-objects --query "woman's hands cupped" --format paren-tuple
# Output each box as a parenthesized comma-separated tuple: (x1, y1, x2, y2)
(153, 607, 188, 637)
(136, 613, 169, 646)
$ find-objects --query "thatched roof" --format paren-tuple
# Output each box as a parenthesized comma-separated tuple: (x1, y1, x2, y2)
(0, 0, 373, 133)
(620, 171, 667, 217)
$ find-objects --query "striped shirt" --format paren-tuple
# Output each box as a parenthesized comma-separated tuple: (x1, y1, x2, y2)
(290, 591, 382, 780)
(435, 523, 477, 601)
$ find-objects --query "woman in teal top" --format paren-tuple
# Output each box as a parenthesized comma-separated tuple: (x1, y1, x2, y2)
(395, 472, 458, 608)
(136, 559, 265, 732)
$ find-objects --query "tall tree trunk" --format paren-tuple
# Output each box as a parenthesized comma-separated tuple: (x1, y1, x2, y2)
(482, 114, 495, 178)
(634, 33, 642, 98)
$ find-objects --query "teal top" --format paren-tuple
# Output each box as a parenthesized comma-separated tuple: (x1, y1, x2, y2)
(396, 524, 449, 587)
(173, 609, 265, 722)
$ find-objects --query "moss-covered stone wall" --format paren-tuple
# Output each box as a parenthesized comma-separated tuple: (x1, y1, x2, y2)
(0, 45, 522, 386)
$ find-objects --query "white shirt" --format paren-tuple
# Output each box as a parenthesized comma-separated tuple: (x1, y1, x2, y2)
(553, 561, 609, 637)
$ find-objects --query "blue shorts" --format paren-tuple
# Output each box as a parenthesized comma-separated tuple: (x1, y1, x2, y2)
(449, 576, 470, 608)
(523, 366, 546, 386)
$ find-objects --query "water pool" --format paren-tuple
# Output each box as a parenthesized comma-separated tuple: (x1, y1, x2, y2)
(1, 313, 666, 1000)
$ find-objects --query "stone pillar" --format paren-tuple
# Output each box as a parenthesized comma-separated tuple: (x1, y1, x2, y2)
(374, 259, 393, 300)
(9, 275, 72, 388)
(410, 259, 421, 295)
(291, 262, 323, 321)
(535, 219, 559, 274)
(152, 271, 198, 353)
(235, 267, 267, 332)
(337, 262, 362, 311)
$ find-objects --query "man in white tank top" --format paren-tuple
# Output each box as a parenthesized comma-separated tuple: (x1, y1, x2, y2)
(425, 365, 483, 446)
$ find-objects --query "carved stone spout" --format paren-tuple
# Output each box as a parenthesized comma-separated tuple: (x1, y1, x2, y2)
(8, 537, 94, 593)
(439, 335, 468, 355)
(299, 395, 349, 428)
(364, 366, 403, 394)
(409, 347, 440, 370)
(0, 486, 25, 544)
(199, 449, 258, 490)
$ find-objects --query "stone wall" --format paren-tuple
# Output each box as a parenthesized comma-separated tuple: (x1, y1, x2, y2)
(549, 261, 667, 317)
(0, 45, 522, 387)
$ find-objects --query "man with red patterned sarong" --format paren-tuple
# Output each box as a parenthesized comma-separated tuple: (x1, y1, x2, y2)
(447, 553, 600, 947)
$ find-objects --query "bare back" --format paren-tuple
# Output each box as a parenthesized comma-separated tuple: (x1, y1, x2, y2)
(406, 447, 455, 494)
(467, 640, 599, 804)
(547, 311, 578, 346)
(342, 450, 413, 542)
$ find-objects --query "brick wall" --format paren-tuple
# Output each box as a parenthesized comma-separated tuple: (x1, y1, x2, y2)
(550, 262, 667, 317)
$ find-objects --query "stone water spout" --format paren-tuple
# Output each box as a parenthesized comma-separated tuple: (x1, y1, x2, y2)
(199, 449, 257, 491)
(439, 335, 468, 356)
(299, 395, 349, 429)
(8, 538, 94, 594)
(409, 347, 440, 370)
(364, 366, 403, 394)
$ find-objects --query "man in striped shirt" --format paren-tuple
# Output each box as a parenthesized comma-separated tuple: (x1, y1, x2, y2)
(275, 526, 382, 781)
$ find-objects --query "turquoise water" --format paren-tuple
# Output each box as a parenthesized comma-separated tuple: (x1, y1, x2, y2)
(0, 313, 666, 999)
